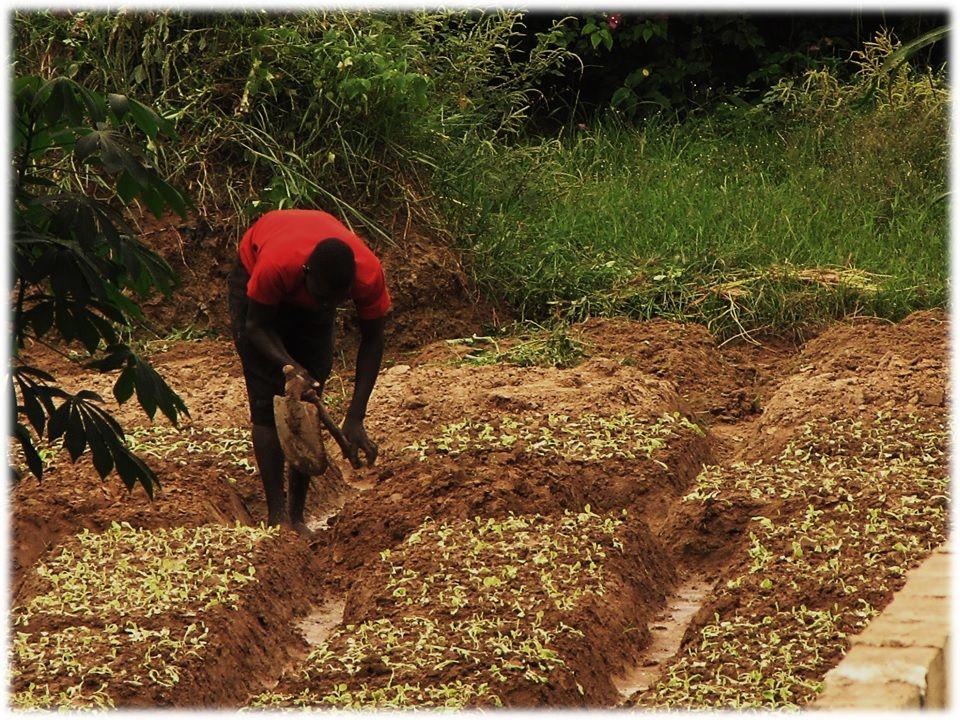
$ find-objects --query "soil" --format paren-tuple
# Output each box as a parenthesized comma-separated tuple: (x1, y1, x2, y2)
(9, 214, 949, 716)
(130, 212, 501, 355)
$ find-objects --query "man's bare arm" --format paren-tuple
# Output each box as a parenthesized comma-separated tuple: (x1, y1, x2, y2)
(342, 315, 386, 465)
(245, 299, 312, 381)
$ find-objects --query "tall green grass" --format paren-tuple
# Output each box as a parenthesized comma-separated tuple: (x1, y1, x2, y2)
(15, 14, 947, 338)
(434, 37, 947, 339)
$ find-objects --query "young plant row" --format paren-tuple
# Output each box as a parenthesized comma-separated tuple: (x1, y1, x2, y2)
(636, 412, 947, 709)
(125, 425, 256, 475)
(250, 508, 625, 709)
(11, 523, 279, 709)
(406, 410, 701, 464)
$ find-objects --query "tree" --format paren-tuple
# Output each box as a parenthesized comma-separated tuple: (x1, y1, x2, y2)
(11, 74, 192, 496)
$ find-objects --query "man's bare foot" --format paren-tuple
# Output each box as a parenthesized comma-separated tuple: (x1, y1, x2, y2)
(290, 520, 316, 540)
(266, 511, 288, 527)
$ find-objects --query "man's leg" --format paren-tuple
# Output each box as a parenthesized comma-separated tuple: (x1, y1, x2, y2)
(252, 424, 287, 526)
(228, 262, 290, 528)
(287, 314, 336, 531)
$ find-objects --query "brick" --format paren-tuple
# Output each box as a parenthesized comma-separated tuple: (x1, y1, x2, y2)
(822, 644, 946, 709)
(813, 679, 921, 710)
(895, 576, 949, 600)
(852, 613, 950, 651)
(909, 552, 952, 577)
(884, 594, 950, 623)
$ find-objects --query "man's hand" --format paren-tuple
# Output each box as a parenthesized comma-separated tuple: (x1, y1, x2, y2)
(282, 364, 321, 401)
(342, 416, 378, 467)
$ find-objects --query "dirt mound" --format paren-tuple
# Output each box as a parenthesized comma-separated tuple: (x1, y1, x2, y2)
(11, 525, 326, 708)
(407, 317, 799, 426)
(321, 429, 709, 586)
(368, 356, 694, 453)
(256, 509, 676, 708)
(742, 310, 947, 461)
(10, 306, 949, 710)
(134, 213, 498, 353)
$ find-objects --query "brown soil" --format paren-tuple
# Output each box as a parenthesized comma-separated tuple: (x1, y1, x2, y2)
(131, 212, 501, 354)
(10, 308, 949, 709)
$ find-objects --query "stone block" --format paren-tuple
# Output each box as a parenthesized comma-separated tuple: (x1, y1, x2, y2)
(822, 644, 946, 709)
(852, 613, 950, 651)
(812, 679, 921, 710)
(884, 594, 950, 623)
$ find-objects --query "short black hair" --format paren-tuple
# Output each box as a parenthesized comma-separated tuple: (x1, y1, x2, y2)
(306, 237, 355, 292)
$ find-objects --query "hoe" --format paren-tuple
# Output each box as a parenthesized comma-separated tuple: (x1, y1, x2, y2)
(274, 364, 363, 508)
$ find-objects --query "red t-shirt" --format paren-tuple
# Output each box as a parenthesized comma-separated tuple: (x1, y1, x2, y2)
(238, 209, 391, 320)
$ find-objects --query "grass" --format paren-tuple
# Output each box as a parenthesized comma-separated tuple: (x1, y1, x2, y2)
(449, 323, 587, 368)
(635, 412, 948, 709)
(437, 106, 946, 339)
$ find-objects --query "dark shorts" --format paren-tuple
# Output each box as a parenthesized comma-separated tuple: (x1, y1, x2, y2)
(228, 261, 336, 427)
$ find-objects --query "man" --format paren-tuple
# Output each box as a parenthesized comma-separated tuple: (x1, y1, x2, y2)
(228, 208, 390, 536)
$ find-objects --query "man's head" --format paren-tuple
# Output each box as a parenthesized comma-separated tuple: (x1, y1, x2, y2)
(304, 238, 355, 311)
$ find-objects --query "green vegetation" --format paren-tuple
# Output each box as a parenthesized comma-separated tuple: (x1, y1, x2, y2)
(406, 411, 701, 463)
(637, 412, 948, 708)
(11, 523, 278, 709)
(250, 508, 623, 708)
(14, 522, 276, 624)
(450, 324, 587, 368)
(10, 12, 947, 494)
(11, 73, 191, 493)
(125, 426, 256, 475)
(13, 622, 209, 708)
(14, 15, 945, 345)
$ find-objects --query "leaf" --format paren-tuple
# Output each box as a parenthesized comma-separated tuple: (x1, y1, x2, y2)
(107, 93, 131, 119)
(134, 362, 160, 419)
(880, 26, 948, 75)
(127, 98, 160, 139)
(43, 79, 65, 126)
(114, 366, 136, 405)
(139, 180, 166, 219)
(112, 443, 156, 496)
(155, 178, 189, 218)
(74, 131, 101, 163)
(47, 399, 71, 441)
(18, 378, 49, 435)
(117, 170, 140, 202)
(63, 402, 87, 460)
(14, 423, 44, 480)
(84, 414, 116, 479)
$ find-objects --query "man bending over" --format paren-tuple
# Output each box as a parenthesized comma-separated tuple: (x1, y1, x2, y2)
(228, 209, 389, 535)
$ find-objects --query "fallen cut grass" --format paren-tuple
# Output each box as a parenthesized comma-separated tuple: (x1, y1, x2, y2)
(406, 411, 702, 464)
(250, 508, 625, 708)
(635, 412, 948, 709)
